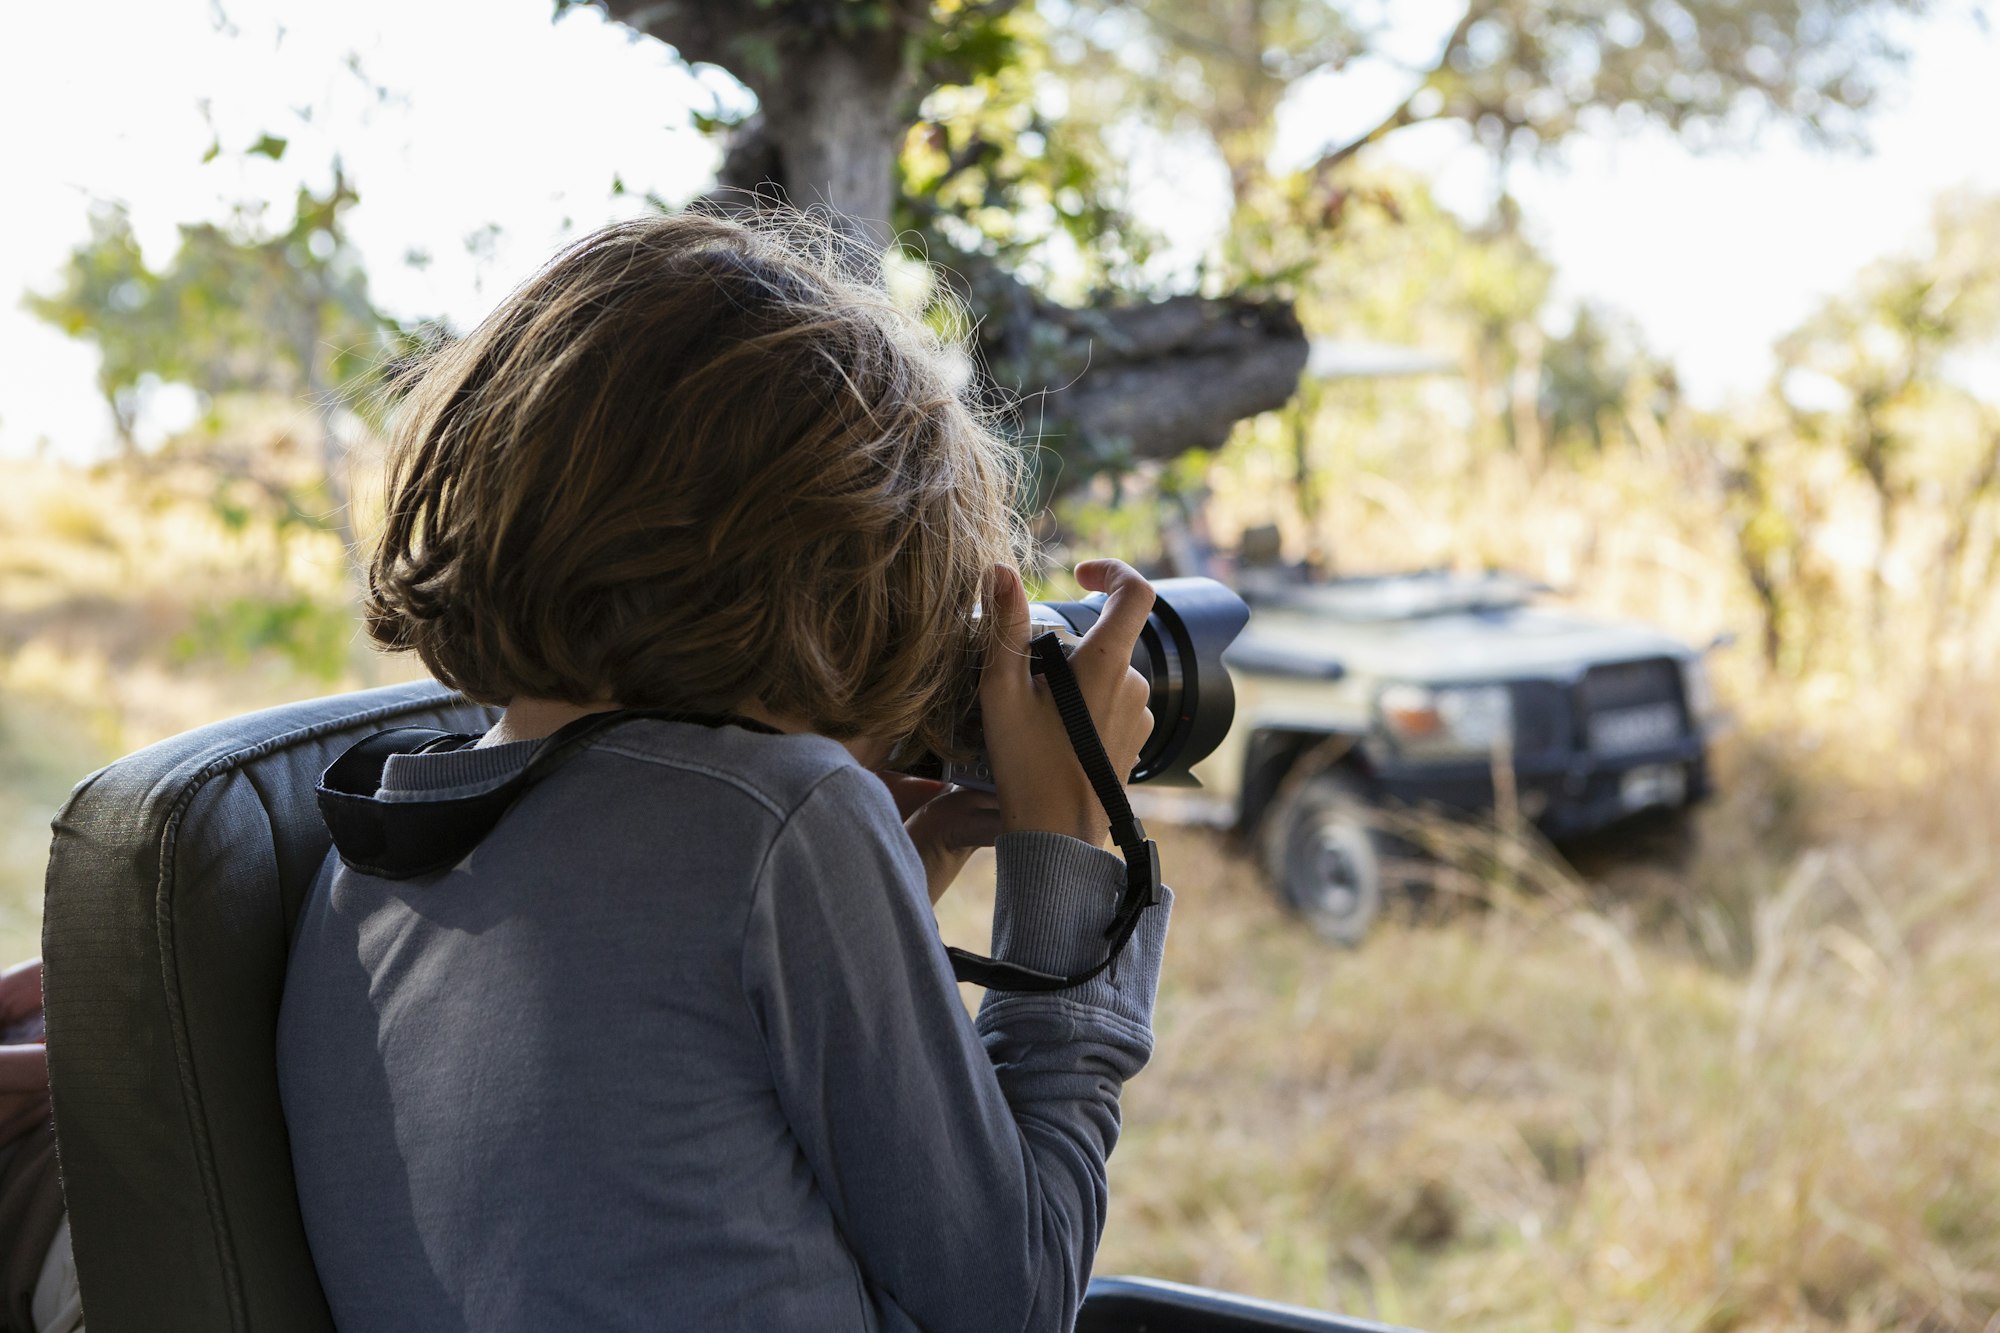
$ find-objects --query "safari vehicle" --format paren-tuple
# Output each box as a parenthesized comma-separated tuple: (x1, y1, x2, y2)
(1191, 568, 1724, 944)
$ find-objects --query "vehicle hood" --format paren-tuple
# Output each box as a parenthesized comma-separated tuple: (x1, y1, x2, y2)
(1228, 605, 1695, 685)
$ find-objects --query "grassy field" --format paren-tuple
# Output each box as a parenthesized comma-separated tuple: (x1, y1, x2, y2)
(954, 811, 2000, 1331)
(4, 453, 1999, 1330)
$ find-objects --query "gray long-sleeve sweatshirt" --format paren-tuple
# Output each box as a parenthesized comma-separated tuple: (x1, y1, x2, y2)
(276, 717, 1172, 1332)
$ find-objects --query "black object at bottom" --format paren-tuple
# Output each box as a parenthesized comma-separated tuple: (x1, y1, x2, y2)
(1079, 1276, 1417, 1333)
(943, 631, 1164, 993)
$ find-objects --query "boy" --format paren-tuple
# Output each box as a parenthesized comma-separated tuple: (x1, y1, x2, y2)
(277, 210, 1170, 1332)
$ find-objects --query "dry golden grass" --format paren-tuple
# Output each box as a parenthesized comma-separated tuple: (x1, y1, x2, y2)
(933, 708, 2000, 1329)
(5, 447, 2000, 1329)
(0, 458, 418, 959)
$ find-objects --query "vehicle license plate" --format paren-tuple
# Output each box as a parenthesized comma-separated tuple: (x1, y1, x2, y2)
(1589, 702, 1681, 754)
(1619, 764, 1687, 811)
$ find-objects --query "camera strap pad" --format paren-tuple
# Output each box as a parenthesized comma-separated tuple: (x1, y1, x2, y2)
(945, 631, 1164, 994)
(316, 707, 778, 880)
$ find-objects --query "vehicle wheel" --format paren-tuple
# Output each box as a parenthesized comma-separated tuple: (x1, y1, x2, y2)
(1261, 769, 1384, 946)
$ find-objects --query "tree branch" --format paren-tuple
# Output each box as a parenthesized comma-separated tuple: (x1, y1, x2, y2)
(1131, 6, 1358, 83)
(1305, 0, 1490, 178)
(1311, 96, 1423, 178)
(600, 1, 740, 70)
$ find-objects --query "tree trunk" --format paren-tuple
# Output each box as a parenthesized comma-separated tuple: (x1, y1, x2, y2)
(750, 44, 903, 245)
(1036, 295, 1308, 466)
(1509, 322, 1546, 470)
(298, 307, 363, 588)
(604, 0, 1307, 489)
(603, 2, 914, 246)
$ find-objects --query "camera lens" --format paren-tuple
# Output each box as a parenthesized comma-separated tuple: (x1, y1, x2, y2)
(1029, 577, 1250, 786)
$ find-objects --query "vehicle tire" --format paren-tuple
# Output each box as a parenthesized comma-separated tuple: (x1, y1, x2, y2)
(1261, 768, 1385, 947)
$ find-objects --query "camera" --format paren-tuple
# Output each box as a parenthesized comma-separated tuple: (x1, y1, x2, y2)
(918, 576, 1251, 790)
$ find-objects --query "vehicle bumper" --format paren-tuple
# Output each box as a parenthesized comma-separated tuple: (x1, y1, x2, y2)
(1367, 741, 1710, 839)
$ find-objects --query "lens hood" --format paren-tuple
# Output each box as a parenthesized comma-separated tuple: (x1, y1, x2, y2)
(1033, 576, 1250, 786)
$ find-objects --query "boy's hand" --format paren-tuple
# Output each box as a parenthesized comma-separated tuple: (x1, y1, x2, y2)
(0, 957, 41, 1027)
(980, 561, 1156, 848)
(0, 958, 48, 1144)
(875, 774, 1001, 904)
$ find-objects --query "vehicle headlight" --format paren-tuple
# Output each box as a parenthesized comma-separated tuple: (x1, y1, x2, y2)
(1377, 683, 1514, 757)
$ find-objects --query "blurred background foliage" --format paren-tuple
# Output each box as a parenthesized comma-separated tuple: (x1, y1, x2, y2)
(7, 0, 2000, 1328)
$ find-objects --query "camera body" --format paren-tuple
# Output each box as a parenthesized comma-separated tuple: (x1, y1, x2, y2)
(928, 576, 1250, 791)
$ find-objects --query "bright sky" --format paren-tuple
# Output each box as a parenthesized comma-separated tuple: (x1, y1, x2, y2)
(1260, 1, 2000, 403)
(3, 0, 1997, 459)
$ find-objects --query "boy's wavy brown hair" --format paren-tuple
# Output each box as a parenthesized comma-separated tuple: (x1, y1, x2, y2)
(365, 210, 1026, 759)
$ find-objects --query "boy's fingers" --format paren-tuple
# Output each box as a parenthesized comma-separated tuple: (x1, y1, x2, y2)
(0, 959, 41, 1023)
(1075, 560, 1156, 672)
(918, 789, 1003, 850)
(980, 565, 1032, 704)
(875, 773, 949, 822)
(0, 1046, 47, 1096)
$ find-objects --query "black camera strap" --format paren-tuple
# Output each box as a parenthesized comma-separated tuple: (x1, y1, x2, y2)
(944, 632, 1164, 993)
(317, 636, 1161, 992)
(316, 707, 779, 880)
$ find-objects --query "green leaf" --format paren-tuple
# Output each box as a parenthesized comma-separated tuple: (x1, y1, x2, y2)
(201, 138, 221, 164)
(248, 133, 289, 161)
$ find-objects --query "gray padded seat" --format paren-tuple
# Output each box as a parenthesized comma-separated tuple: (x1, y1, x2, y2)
(41, 681, 495, 1333)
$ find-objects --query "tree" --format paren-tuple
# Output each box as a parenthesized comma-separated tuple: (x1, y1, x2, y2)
(1284, 0, 1919, 173)
(20, 207, 167, 456)
(576, 0, 1927, 499)
(1541, 305, 1681, 460)
(1774, 191, 2000, 639)
(26, 167, 409, 565)
(584, 0, 1309, 489)
(1051, 0, 1926, 265)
